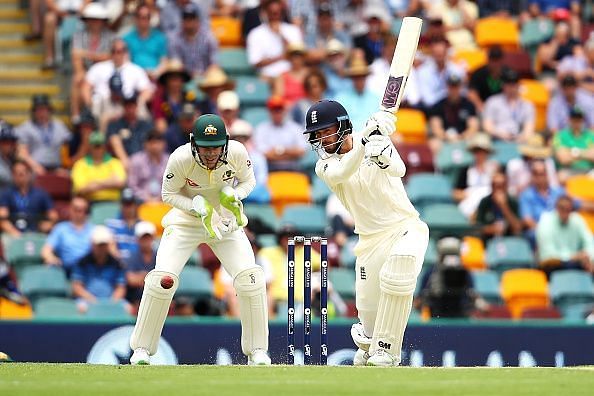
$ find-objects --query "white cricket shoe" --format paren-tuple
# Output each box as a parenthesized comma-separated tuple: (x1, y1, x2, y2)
(130, 348, 150, 365)
(366, 350, 397, 367)
(248, 349, 271, 366)
(353, 348, 370, 366)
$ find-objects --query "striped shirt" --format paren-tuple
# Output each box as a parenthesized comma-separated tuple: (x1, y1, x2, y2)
(167, 28, 218, 75)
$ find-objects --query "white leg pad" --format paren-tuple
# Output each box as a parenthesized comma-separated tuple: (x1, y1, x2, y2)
(369, 255, 417, 365)
(233, 266, 269, 356)
(130, 270, 179, 355)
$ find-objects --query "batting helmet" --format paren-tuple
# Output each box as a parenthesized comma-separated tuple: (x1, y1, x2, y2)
(190, 114, 229, 169)
(303, 100, 352, 158)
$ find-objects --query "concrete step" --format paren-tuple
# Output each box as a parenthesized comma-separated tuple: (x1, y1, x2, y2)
(0, 8, 26, 18)
(0, 69, 55, 80)
(0, 53, 42, 65)
(0, 0, 20, 4)
(0, 98, 66, 112)
(2, 113, 70, 126)
(0, 85, 60, 96)
(0, 22, 29, 33)
(0, 38, 40, 49)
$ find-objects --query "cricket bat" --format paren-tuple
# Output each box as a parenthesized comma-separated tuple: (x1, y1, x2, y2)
(380, 17, 423, 114)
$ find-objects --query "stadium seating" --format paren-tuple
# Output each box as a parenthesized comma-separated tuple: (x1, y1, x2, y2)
(244, 204, 280, 233)
(176, 267, 214, 302)
(339, 236, 358, 268)
(471, 305, 512, 319)
(34, 297, 80, 318)
(396, 143, 435, 178)
(5, 232, 47, 274)
(461, 236, 486, 270)
(329, 267, 356, 300)
(562, 302, 594, 321)
(502, 51, 534, 79)
(519, 79, 549, 132)
(475, 17, 520, 50)
(471, 270, 501, 304)
(311, 176, 332, 204)
(298, 149, 319, 178)
(406, 173, 453, 208)
(565, 175, 594, 202)
(280, 204, 327, 235)
(240, 106, 269, 127)
(424, 238, 438, 268)
(34, 173, 72, 200)
(520, 306, 561, 320)
(138, 202, 171, 236)
(501, 269, 550, 318)
(235, 76, 270, 108)
(19, 265, 69, 303)
(520, 18, 554, 56)
(486, 237, 534, 272)
(86, 301, 131, 319)
(452, 48, 488, 73)
(395, 108, 427, 144)
(267, 171, 311, 215)
(579, 211, 594, 233)
(210, 17, 242, 47)
(90, 202, 120, 225)
(421, 203, 472, 238)
(218, 48, 254, 76)
(256, 233, 277, 248)
(434, 142, 473, 183)
(492, 141, 520, 165)
(549, 270, 594, 313)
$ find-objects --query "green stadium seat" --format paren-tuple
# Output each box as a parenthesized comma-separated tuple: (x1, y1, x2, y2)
(235, 76, 270, 107)
(176, 267, 213, 301)
(562, 302, 594, 321)
(312, 177, 332, 204)
(329, 267, 356, 300)
(299, 149, 319, 178)
(471, 270, 502, 304)
(435, 142, 473, 182)
(492, 141, 520, 165)
(424, 238, 438, 267)
(5, 232, 47, 273)
(280, 205, 327, 235)
(256, 233, 278, 248)
(520, 19, 553, 50)
(244, 203, 279, 233)
(186, 249, 202, 267)
(20, 266, 69, 302)
(219, 48, 254, 76)
(406, 173, 453, 208)
(339, 236, 358, 268)
(240, 106, 269, 127)
(34, 297, 80, 318)
(86, 301, 131, 319)
(90, 202, 121, 225)
(486, 237, 534, 272)
(421, 203, 472, 238)
(550, 270, 594, 312)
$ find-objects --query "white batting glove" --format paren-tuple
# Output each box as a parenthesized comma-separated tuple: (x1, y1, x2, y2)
(364, 111, 397, 139)
(364, 135, 393, 169)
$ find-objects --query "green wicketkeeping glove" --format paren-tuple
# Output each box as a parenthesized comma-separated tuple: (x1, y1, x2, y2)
(219, 186, 248, 227)
(190, 195, 221, 239)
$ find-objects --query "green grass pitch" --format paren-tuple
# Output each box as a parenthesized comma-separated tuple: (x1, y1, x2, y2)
(1, 364, 592, 395)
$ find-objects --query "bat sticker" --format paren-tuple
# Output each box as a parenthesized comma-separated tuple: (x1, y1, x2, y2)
(381, 75, 405, 110)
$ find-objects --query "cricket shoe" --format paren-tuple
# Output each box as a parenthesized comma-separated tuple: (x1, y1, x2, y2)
(130, 348, 150, 365)
(353, 348, 370, 366)
(247, 349, 271, 366)
(366, 350, 397, 367)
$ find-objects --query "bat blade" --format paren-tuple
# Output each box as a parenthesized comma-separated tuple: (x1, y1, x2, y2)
(380, 17, 423, 113)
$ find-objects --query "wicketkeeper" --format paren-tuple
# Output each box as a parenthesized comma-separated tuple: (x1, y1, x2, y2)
(129, 114, 270, 365)
(303, 100, 429, 366)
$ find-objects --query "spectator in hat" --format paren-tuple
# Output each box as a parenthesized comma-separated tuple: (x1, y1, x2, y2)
(353, 3, 392, 66)
(558, 36, 594, 94)
(474, 171, 523, 242)
(0, 120, 18, 189)
(536, 195, 594, 274)
(321, 39, 352, 98)
(196, 67, 235, 115)
(272, 42, 309, 107)
(482, 69, 535, 142)
(71, 225, 128, 313)
(290, 69, 328, 125)
(70, 2, 114, 122)
(72, 132, 127, 203)
(82, 39, 153, 123)
(107, 92, 154, 169)
(125, 221, 157, 309)
(547, 74, 594, 134)
(228, 120, 270, 204)
(16, 94, 72, 175)
(123, 3, 168, 78)
(0, 161, 58, 237)
(128, 131, 168, 203)
(468, 46, 512, 113)
(167, 3, 218, 78)
(253, 96, 307, 172)
(160, 0, 210, 37)
(66, 109, 95, 167)
(428, 73, 479, 154)
(506, 134, 559, 196)
(333, 53, 380, 131)
(217, 90, 253, 134)
(304, 3, 352, 64)
(151, 59, 193, 133)
(105, 187, 142, 261)
(454, 133, 501, 218)
(425, 0, 478, 51)
(246, 0, 303, 80)
(165, 101, 198, 153)
(417, 35, 466, 110)
(42, 196, 94, 277)
(553, 106, 594, 174)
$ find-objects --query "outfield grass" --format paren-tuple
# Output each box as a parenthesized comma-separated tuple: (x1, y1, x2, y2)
(0, 364, 592, 396)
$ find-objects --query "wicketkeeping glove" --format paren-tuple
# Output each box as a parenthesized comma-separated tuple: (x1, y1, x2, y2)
(190, 195, 222, 239)
(219, 186, 248, 227)
(364, 135, 393, 169)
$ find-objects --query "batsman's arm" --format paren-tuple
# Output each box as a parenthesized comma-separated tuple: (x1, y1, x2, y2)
(315, 137, 365, 186)
(161, 153, 193, 212)
(231, 143, 257, 200)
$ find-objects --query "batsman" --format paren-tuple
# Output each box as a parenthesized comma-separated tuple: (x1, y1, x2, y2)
(129, 114, 270, 365)
(304, 100, 429, 366)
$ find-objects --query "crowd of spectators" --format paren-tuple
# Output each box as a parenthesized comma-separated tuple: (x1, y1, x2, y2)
(0, 0, 594, 320)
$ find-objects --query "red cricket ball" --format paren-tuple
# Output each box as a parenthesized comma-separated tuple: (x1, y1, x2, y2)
(160, 275, 174, 289)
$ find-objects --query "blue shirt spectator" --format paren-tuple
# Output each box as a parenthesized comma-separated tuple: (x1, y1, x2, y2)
(123, 27, 167, 72)
(105, 188, 141, 262)
(520, 186, 566, 225)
